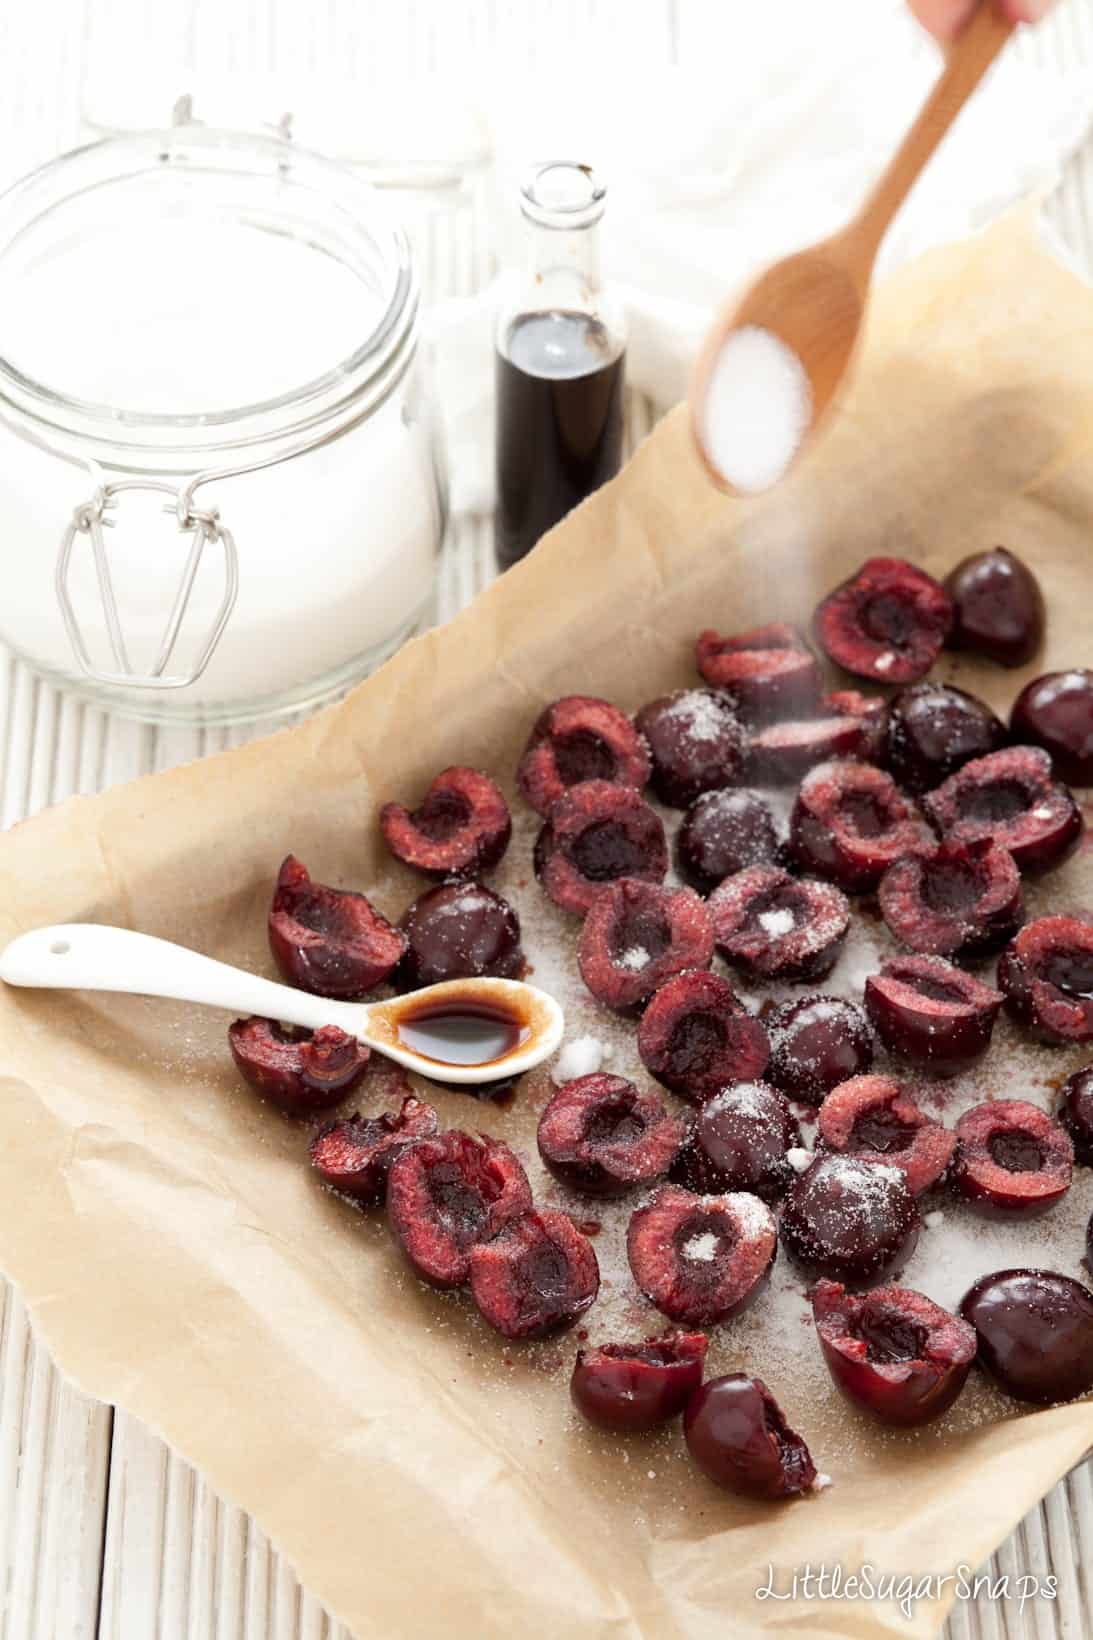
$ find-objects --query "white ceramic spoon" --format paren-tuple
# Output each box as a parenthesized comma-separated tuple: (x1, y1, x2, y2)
(0, 923, 565, 1084)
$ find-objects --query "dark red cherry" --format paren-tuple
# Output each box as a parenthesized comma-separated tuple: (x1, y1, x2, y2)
(670, 1082, 800, 1200)
(380, 766, 511, 878)
(570, 1333, 708, 1433)
(944, 547, 1045, 668)
(627, 1185, 776, 1326)
(536, 1074, 688, 1198)
(228, 1017, 369, 1116)
(398, 881, 523, 989)
(683, 1374, 819, 1500)
(675, 789, 782, 895)
(747, 691, 887, 785)
(309, 1094, 439, 1204)
(812, 1280, 976, 1428)
(637, 970, 770, 1104)
(386, 1130, 533, 1288)
(469, 1209, 599, 1339)
(816, 1075, 956, 1196)
(864, 954, 1001, 1076)
(695, 622, 821, 724)
(877, 838, 1023, 960)
(882, 683, 1007, 795)
(779, 1155, 921, 1287)
(998, 916, 1093, 1045)
(790, 760, 934, 893)
(577, 879, 714, 1012)
(766, 996, 874, 1106)
(571, 1331, 705, 1436)
(635, 689, 744, 808)
(1011, 671, 1093, 786)
(924, 746, 1082, 876)
(952, 1100, 1073, 1217)
(708, 866, 850, 982)
(535, 780, 667, 916)
(268, 855, 406, 999)
(1059, 1067, 1093, 1165)
(960, 1269, 1093, 1404)
(814, 557, 952, 683)
(516, 695, 650, 818)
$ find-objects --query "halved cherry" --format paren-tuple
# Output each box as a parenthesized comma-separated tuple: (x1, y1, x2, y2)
(878, 838, 1023, 960)
(684, 1375, 820, 1500)
(386, 1130, 532, 1289)
(816, 1075, 956, 1195)
(865, 954, 1002, 1076)
(780, 1155, 921, 1287)
(517, 695, 651, 818)
(998, 916, 1093, 1045)
(536, 1074, 688, 1198)
(790, 761, 934, 893)
(812, 1280, 976, 1427)
(627, 1185, 776, 1326)
(882, 683, 1007, 795)
(814, 557, 952, 683)
(570, 1333, 708, 1432)
(309, 1095, 439, 1204)
(535, 780, 667, 916)
(709, 865, 850, 982)
(268, 855, 406, 998)
(670, 1082, 800, 1200)
(675, 789, 783, 895)
(924, 746, 1083, 877)
(469, 1209, 599, 1339)
(380, 767, 511, 878)
(229, 1016, 369, 1116)
(952, 1100, 1073, 1218)
(577, 879, 713, 1012)
(747, 691, 887, 784)
(635, 689, 744, 808)
(1060, 1067, 1093, 1165)
(766, 996, 874, 1106)
(695, 622, 821, 724)
(637, 970, 770, 1104)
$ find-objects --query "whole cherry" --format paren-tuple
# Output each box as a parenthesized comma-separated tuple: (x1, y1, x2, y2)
(943, 547, 1045, 668)
(1011, 670, 1093, 787)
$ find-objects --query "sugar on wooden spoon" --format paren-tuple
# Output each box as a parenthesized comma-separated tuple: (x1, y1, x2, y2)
(691, 2, 1013, 495)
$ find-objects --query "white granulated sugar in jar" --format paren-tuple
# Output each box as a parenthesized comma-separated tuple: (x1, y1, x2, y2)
(701, 325, 812, 494)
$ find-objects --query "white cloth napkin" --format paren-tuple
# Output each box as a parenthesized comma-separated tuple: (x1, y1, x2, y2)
(432, 0, 1093, 512)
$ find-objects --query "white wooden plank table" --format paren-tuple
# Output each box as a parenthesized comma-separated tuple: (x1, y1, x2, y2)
(0, 2, 1092, 1635)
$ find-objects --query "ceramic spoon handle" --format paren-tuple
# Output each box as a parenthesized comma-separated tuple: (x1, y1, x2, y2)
(0, 923, 367, 1035)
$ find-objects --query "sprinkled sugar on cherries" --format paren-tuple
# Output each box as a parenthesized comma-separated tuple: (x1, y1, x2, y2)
(517, 695, 650, 817)
(695, 622, 821, 723)
(387, 1130, 532, 1289)
(878, 838, 1023, 960)
(790, 761, 934, 893)
(577, 880, 714, 1012)
(998, 916, 1093, 1044)
(637, 970, 770, 1103)
(780, 1155, 921, 1287)
(536, 1074, 688, 1197)
(675, 789, 782, 894)
(670, 1082, 800, 1200)
(924, 746, 1082, 876)
(766, 996, 874, 1105)
(816, 1076, 956, 1196)
(747, 691, 886, 785)
(951, 1100, 1073, 1217)
(469, 1209, 600, 1340)
(535, 781, 668, 916)
(399, 881, 524, 988)
(380, 766, 511, 878)
(708, 866, 851, 983)
(635, 689, 744, 808)
(309, 1095, 439, 1205)
(627, 1185, 776, 1326)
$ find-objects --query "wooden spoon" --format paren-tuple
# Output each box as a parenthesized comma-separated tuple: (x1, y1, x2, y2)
(691, 2, 1013, 494)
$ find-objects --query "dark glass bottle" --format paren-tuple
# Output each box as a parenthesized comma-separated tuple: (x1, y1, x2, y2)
(494, 163, 626, 569)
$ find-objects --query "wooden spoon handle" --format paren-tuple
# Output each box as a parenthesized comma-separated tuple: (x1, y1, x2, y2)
(851, 2, 1013, 262)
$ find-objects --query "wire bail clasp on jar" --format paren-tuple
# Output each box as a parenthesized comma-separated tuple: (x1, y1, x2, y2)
(55, 477, 239, 690)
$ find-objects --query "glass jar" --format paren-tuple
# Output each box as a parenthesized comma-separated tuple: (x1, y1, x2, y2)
(0, 119, 448, 723)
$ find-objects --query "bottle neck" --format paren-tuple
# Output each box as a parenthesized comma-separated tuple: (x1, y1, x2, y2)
(522, 213, 603, 315)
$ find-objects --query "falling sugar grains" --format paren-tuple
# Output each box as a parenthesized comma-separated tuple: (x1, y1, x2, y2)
(700, 326, 812, 494)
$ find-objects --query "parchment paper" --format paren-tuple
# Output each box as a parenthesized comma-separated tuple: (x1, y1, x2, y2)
(1, 214, 1092, 1640)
